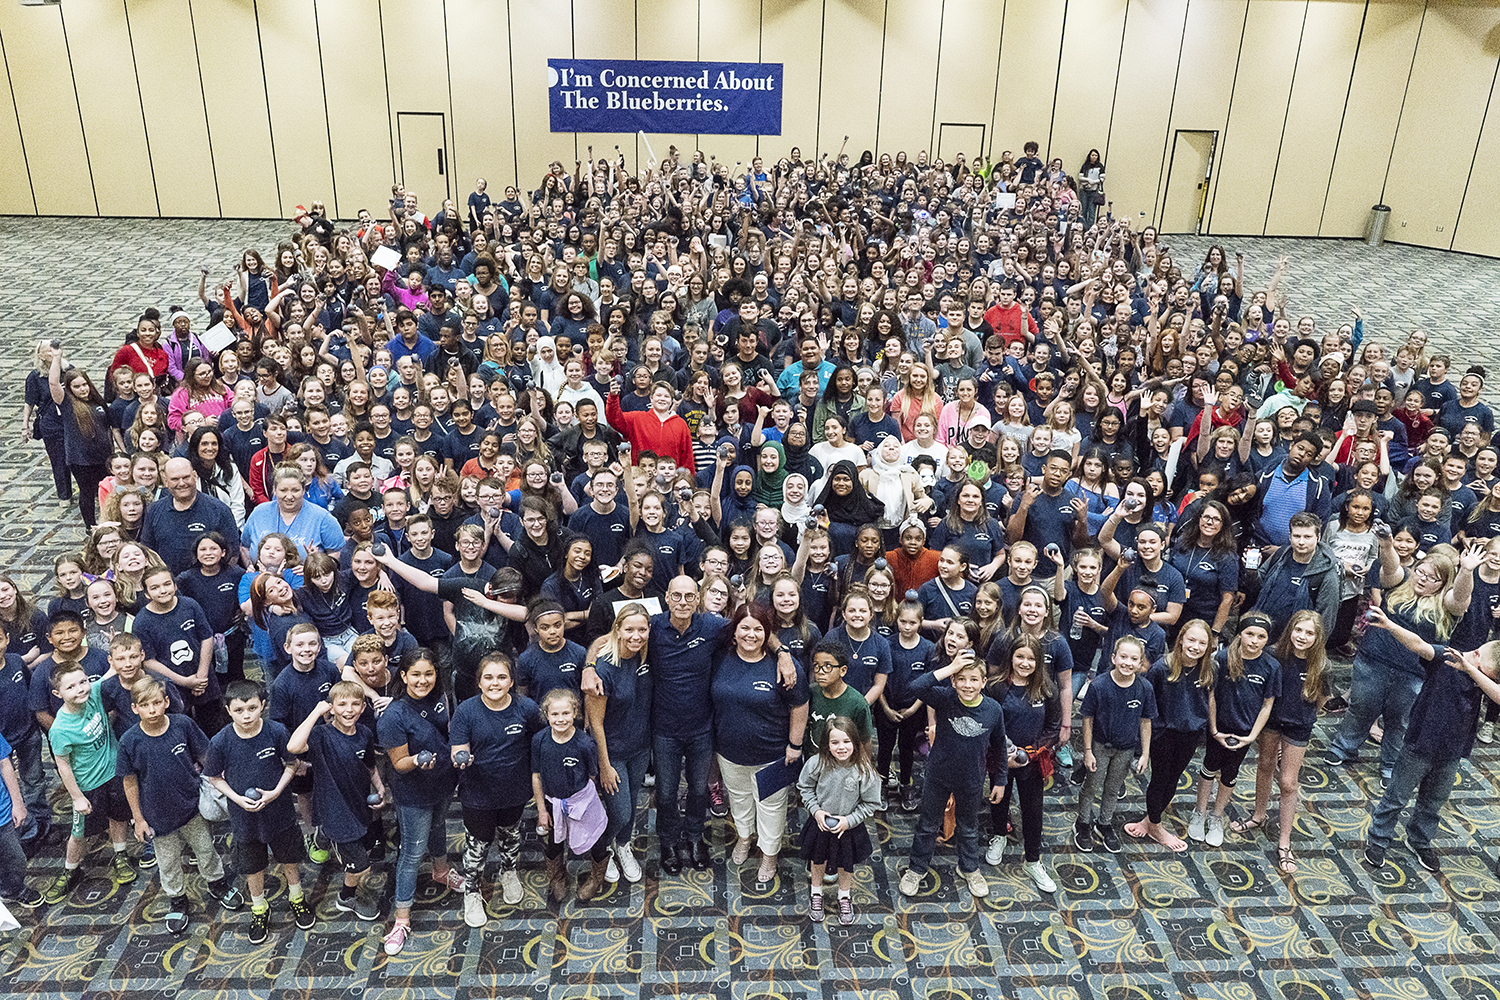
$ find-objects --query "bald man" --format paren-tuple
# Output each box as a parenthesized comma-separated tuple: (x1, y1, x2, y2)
(139, 457, 241, 576)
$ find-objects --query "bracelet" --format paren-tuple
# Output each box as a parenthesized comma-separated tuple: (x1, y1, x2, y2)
(788, 741, 803, 751)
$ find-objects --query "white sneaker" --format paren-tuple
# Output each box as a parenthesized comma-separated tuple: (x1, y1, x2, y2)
(463, 890, 486, 927)
(1479, 721, 1495, 744)
(605, 855, 620, 883)
(1187, 810, 1207, 842)
(962, 868, 989, 898)
(1205, 814, 1225, 848)
(499, 870, 523, 905)
(615, 844, 642, 883)
(985, 835, 1005, 866)
(1023, 861, 1057, 893)
(898, 868, 923, 896)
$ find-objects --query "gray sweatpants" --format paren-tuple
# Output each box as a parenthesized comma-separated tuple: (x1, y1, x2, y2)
(153, 814, 226, 898)
(1076, 743, 1137, 824)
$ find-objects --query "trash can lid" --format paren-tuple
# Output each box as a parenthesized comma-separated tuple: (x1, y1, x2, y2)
(1372, 204, 1390, 210)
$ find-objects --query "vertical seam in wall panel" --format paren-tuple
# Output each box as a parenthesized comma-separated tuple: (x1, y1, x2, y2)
(1380, 1, 1426, 204)
(756, 0, 763, 159)
(570, 0, 578, 164)
(1045, 0, 1067, 158)
(1104, 0, 1131, 168)
(1318, 0, 1370, 235)
(1451, 45, 1500, 251)
(0, 30, 38, 214)
(1153, 0, 1192, 222)
(443, 0, 457, 207)
(184, 0, 223, 217)
(119, 0, 162, 216)
(310, 0, 339, 218)
(511, 0, 523, 189)
(930, 0, 946, 155)
(1262, 1, 1309, 236)
(815, 0, 828, 157)
(56, 8, 101, 215)
(988, 0, 1005, 161)
(377, 0, 397, 189)
(1203, 0, 1250, 235)
(250, 0, 283, 213)
(873, 0, 888, 154)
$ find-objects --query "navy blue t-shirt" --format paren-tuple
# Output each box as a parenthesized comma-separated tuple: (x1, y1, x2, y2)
(269, 660, 341, 731)
(919, 577, 978, 623)
(394, 549, 453, 645)
(176, 565, 246, 633)
(1001, 681, 1054, 750)
(305, 721, 376, 842)
(135, 597, 214, 679)
(886, 636, 935, 710)
(568, 504, 632, 567)
(0, 652, 35, 745)
(139, 495, 241, 577)
(1170, 547, 1239, 622)
(1121, 562, 1188, 617)
(532, 727, 598, 800)
(711, 652, 810, 766)
(102, 673, 184, 737)
(775, 622, 823, 674)
(116, 714, 209, 833)
(593, 653, 654, 760)
(29, 648, 110, 717)
(517, 640, 586, 698)
(376, 693, 456, 808)
(909, 671, 1006, 791)
(650, 613, 731, 737)
(450, 693, 544, 810)
(1016, 491, 1081, 576)
(1269, 655, 1319, 736)
(824, 625, 893, 697)
(1081, 673, 1157, 751)
(206, 719, 299, 843)
(1213, 650, 1281, 735)
(801, 566, 838, 635)
(928, 518, 1006, 571)
(1145, 657, 1210, 734)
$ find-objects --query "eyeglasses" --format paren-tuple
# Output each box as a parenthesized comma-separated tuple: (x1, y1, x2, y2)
(812, 662, 841, 673)
(667, 592, 697, 602)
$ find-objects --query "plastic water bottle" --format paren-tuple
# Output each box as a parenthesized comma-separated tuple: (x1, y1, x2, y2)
(1069, 613, 1083, 641)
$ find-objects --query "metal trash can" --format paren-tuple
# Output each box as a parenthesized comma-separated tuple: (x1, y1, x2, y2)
(1366, 204, 1391, 247)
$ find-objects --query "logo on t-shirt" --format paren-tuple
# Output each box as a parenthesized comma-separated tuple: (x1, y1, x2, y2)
(563, 756, 581, 768)
(752, 680, 774, 693)
(169, 639, 194, 667)
(949, 715, 985, 738)
(255, 746, 278, 761)
(505, 723, 524, 736)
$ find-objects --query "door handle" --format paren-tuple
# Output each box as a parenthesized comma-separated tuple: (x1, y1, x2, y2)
(437, 149, 445, 175)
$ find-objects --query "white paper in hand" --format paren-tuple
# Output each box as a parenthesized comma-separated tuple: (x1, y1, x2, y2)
(370, 245, 401, 271)
(200, 322, 237, 354)
(996, 192, 1017, 211)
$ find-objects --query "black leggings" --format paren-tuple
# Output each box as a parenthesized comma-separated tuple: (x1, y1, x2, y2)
(70, 463, 107, 528)
(1145, 728, 1202, 823)
(875, 709, 926, 785)
(1331, 597, 1361, 650)
(993, 761, 1044, 862)
(42, 433, 70, 501)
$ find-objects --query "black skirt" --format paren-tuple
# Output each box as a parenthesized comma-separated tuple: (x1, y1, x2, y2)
(798, 816, 873, 873)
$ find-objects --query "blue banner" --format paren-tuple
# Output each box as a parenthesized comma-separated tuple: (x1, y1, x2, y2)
(548, 59, 782, 136)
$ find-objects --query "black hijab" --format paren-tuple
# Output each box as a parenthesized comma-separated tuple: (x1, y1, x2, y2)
(815, 460, 885, 525)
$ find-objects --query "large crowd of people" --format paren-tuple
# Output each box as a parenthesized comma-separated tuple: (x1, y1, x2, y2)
(6, 140, 1500, 952)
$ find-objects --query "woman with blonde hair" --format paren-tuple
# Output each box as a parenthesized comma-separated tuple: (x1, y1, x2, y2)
(584, 603, 653, 885)
(887, 357, 941, 441)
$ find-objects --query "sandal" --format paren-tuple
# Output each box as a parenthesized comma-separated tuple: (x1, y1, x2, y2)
(1277, 847, 1297, 875)
(1230, 815, 1266, 835)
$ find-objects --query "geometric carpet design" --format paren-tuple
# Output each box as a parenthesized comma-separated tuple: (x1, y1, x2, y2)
(2, 218, 1499, 999)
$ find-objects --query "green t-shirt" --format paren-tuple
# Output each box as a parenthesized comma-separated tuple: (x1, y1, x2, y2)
(807, 684, 873, 753)
(48, 681, 118, 793)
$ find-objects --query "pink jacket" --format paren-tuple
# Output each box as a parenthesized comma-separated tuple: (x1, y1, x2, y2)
(546, 781, 607, 855)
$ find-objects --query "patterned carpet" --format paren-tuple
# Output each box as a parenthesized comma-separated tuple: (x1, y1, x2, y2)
(2, 219, 1500, 1000)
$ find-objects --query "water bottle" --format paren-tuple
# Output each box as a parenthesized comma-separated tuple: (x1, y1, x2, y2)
(1069, 612, 1083, 642)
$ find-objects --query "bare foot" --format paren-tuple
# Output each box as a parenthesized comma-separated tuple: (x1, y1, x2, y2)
(1125, 819, 1187, 852)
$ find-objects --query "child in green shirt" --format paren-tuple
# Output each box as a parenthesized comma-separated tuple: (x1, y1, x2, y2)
(808, 641, 873, 753)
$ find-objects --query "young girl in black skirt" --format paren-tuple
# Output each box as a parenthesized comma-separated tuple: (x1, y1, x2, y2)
(797, 716, 882, 925)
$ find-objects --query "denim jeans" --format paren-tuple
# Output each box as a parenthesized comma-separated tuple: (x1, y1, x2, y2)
(11, 729, 52, 839)
(601, 748, 650, 849)
(1365, 751, 1462, 853)
(653, 728, 713, 847)
(908, 777, 983, 875)
(394, 800, 450, 908)
(1328, 658, 1424, 776)
(0, 821, 29, 898)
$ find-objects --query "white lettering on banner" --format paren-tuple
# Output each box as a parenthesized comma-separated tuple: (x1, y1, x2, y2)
(604, 91, 729, 113)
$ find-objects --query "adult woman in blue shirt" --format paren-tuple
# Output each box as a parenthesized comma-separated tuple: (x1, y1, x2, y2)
(584, 603, 653, 886)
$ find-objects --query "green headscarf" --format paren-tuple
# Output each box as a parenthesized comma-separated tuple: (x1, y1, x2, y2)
(751, 440, 790, 506)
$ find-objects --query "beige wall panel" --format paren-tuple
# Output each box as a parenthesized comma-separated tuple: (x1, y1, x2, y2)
(761, 0, 823, 158)
(1051, 0, 1128, 167)
(571, 0, 639, 171)
(125, 0, 220, 217)
(446, 0, 516, 197)
(191, 0, 279, 218)
(1263, 0, 1363, 235)
(696, 0, 759, 165)
(1382, 3, 1500, 248)
(1169, 0, 1246, 129)
(994, 1, 1065, 156)
(1104, 0, 1188, 226)
(62, 0, 156, 215)
(380, 0, 451, 207)
(0, 5, 93, 214)
(1453, 66, 1500, 256)
(317, 0, 394, 220)
(933, 0, 1004, 158)
(818, 0, 884, 160)
(1320, 2, 1421, 238)
(877, 0, 941, 157)
(1206, 0, 1304, 235)
(257, 0, 335, 217)
(0, 40, 33, 215)
(511, 0, 571, 193)
(636, 0, 701, 168)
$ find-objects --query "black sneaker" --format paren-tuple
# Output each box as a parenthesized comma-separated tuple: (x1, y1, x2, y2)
(368, 840, 387, 863)
(247, 908, 270, 944)
(165, 897, 191, 935)
(207, 879, 246, 912)
(1073, 821, 1096, 853)
(1096, 822, 1123, 854)
(289, 894, 315, 930)
(5, 886, 43, 908)
(901, 785, 921, 813)
(1413, 845, 1441, 873)
(1362, 845, 1387, 870)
